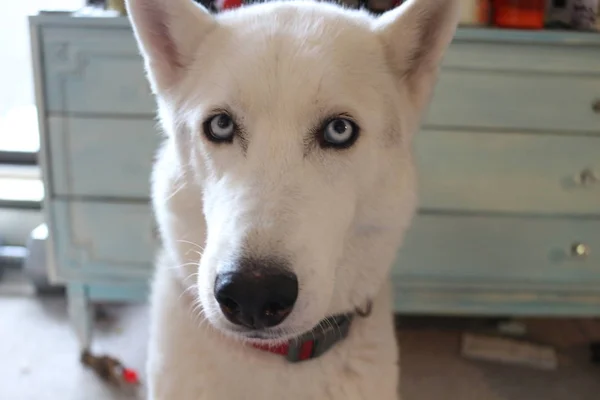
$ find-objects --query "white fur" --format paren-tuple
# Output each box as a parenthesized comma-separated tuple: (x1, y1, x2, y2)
(125, 0, 459, 399)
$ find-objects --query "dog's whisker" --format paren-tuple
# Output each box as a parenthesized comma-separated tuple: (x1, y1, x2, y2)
(177, 280, 200, 301)
(163, 180, 187, 202)
(167, 261, 200, 271)
(176, 239, 206, 251)
(310, 321, 323, 344)
(191, 250, 204, 257)
(190, 298, 211, 330)
(323, 318, 334, 338)
(175, 240, 206, 259)
(325, 317, 343, 340)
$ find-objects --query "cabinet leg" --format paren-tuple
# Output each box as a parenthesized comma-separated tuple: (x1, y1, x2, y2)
(67, 283, 94, 351)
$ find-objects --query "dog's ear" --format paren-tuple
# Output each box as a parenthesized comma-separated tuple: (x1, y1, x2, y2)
(374, 0, 460, 109)
(126, 0, 216, 94)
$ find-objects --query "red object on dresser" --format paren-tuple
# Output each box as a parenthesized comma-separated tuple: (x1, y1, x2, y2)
(218, 0, 243, 10)
(492, 0, 546, 29)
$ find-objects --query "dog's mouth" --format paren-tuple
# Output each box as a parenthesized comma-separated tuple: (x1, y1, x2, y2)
(226, 325, 303, 344)
(215, 300, 373, 346)
(243, 331, 285, 341)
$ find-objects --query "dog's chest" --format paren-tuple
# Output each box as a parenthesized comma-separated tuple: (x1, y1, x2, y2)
(148, 310, 399, 400)
(165, 356, 397, 400)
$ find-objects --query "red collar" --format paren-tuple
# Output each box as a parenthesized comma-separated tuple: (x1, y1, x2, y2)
(252, 340, 316, 362)
(249, 312, 358, 362)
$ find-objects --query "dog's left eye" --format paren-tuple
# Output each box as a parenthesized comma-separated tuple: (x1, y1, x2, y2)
(204, 113, 236, 143)
(322, 118, 359, 148)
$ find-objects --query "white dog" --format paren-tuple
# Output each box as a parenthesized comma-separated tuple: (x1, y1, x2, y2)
(126, 0, 459, 398)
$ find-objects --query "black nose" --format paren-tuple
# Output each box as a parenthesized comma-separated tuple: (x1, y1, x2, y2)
(214, 263, 298, 330)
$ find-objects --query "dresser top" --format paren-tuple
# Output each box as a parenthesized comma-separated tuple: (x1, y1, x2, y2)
(29, 12, 600, 46)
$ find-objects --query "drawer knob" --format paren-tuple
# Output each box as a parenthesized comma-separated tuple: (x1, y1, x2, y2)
(593, 99, 600, 113)
(571, 243, 590, 258)
(575, 168, 598, 186)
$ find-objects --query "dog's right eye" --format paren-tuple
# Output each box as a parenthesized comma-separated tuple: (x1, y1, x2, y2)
(204, 114, 236, 143)
(320, 117, 359, 149)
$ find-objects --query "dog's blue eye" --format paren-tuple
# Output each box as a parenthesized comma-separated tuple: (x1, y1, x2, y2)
(205, 114, 235, 142)
(323, 118, 358, 148)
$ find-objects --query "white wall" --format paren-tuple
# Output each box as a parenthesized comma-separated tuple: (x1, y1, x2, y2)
(0, 1, 84, 245)
(0, 1, 84, 116)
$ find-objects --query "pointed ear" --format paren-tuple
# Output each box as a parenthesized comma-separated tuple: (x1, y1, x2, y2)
(126, 0, 216, 94)
(374, 0, 460, 108)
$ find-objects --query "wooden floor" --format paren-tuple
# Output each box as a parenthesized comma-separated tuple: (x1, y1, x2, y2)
(1, 295, 599, 400)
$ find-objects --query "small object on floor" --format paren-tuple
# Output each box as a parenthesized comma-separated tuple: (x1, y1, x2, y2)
(497, 319, 528, 337)
(590, 342, 600, 365)
(80, 349, 140, 389)
(461, 333, 558, 371)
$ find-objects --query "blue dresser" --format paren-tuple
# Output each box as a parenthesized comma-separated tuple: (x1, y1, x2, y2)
(29, 14, 600, 349)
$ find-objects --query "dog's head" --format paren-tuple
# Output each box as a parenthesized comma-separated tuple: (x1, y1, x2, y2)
(127, 0, 459, 343)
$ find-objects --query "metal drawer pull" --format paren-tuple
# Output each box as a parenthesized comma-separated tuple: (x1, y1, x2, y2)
(574, 168, 598, 186)
(593, 99, 600, 113)
(571, 243, 590, 258)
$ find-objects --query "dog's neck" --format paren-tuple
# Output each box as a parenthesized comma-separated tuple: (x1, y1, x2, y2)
(251, 302, 372, 363)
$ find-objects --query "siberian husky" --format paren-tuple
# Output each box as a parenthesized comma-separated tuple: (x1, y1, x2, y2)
(125, 0, 459, 398)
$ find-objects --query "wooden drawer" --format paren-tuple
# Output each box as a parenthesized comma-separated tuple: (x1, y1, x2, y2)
(415, 130, 600, 215)
(51, 200, 155, 279)
(88, 282, 149, 302)
(393, 214, 600, 287)
(47, 116, 160, 199)
(425, 70, 600, 133)
(444, 36, 600, 75)
(41, 26, 154, 115)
